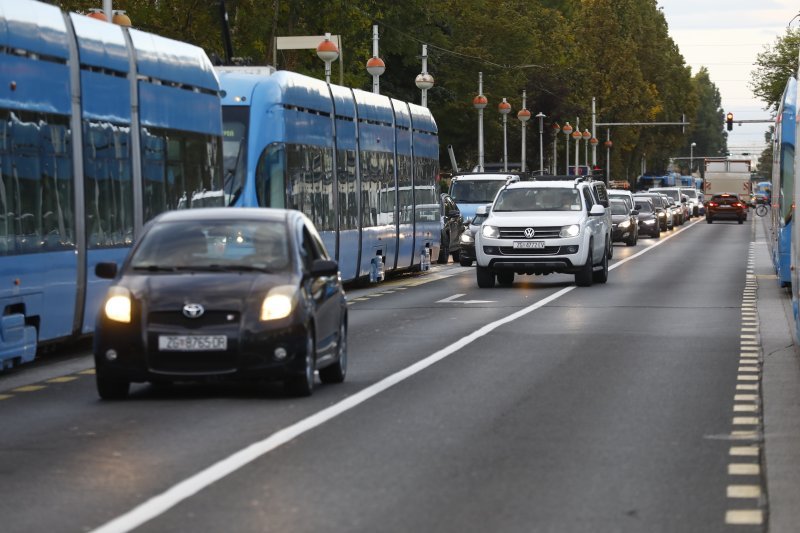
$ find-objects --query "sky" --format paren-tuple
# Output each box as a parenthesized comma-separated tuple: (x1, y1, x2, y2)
(659, 0, 799, 163)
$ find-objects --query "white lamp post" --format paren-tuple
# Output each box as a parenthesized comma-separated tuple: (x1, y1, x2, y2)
(582, 129, 591, 173)
(517, 91, 531, 173)
(562, 122, 573, 175)
(499, 98, 512, 172)
(473, 73, 487, 172)
(552, 122, 560, 174)
(365, 25, 385, 94)
(536, 112, 546, 174)
(316, 33, 339, 84)
(415, 44, 434, 108)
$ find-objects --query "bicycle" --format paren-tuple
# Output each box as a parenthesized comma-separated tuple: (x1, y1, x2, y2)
(755, 204, 768, 217)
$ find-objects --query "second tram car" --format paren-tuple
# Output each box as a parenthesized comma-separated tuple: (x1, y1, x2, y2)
(218, 69, 440, 283)
(771, 76, 796, 287)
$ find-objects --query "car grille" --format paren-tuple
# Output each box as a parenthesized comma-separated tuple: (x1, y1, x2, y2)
(498, 226, 561, 239)
(146, 311, 241, 374)
(498, 246, 562, 255)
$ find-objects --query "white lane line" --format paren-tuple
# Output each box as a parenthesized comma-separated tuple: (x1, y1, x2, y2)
(729, 463, 761, 475)
(726, 510, 764, 525)
(89, 219, 692, 533)
(727, 485, 761, 498)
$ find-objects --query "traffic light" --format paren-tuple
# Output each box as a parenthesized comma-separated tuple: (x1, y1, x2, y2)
(726, 112, 733, 131)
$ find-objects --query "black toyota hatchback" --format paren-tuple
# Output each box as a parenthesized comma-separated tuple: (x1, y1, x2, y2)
(93, 208, 347, 399)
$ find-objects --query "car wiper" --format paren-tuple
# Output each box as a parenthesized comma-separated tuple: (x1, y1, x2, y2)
(176, 264, 273, 273)
(132, 265, 177, 272)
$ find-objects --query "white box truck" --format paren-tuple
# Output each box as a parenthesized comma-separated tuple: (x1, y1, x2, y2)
(703, 159, 752, 200)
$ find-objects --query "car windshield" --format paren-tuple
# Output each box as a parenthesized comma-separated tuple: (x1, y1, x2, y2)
(450, 179, 506, 203)
(130, 220, 291, 272)
(610, 202, 628, 215)
(472, 213, 488, 225)
(682, 189, 698, 199)
(637, 195, 663, 208)
(493, 188, 582, 212)
(635, 201, 654, 213)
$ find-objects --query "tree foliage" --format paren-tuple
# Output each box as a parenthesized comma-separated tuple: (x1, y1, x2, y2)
(56, 0, 727, 181)
(750, 28, 800, 113)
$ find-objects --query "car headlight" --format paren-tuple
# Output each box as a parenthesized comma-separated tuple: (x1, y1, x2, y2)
(559, 224, 580, 238)
(261, 285, 297, 321)
(460, 232, 474, 244)
(658, 212, 666, 218)
(644, 219, 656, 224)
(482, 225, 499, 238)
(104, 286, 132, 323)
(619, 220, 631, 229)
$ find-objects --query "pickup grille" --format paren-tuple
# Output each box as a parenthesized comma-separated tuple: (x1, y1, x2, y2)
(498, 226, 561, 239)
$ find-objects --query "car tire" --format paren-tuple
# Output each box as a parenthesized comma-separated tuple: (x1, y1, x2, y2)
(593, 245, 609, 284)
(476, 266, 495, 288)
(738, 218, 744, 224)
(654, 227, 661, 238)
(706, 217, 712, 224)
(451, 249, 461, 262)
(287, 328, 315, 397)
(626, 232, 636, 246)
(459, 256, 472, 267)
(96, 369, 130, 400)
(607, 238, 613, 259)
(497, 271, 514, 286)
(319, 319, 347, 384)
(438, 233, 449, 264)
(575, 247, 594, 287)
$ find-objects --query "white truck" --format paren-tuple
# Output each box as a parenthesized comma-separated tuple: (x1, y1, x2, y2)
(703, 159, 752, 201)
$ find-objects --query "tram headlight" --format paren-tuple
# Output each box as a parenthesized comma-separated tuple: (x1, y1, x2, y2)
(482, 225, 499, 239)
(104, 287, 132, 323)
(261, 285, 297, 321)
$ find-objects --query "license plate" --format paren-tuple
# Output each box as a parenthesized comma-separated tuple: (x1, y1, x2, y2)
(158, 335, 227, 351)
(513, 241, 545, 249)
(719, 205, 731, 209)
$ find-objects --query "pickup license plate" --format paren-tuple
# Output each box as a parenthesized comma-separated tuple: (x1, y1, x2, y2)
(513, 241, 545, 249)
(158, 335, 227, 351)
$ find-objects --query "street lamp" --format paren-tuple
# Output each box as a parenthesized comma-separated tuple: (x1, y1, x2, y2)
(316, 33, 339, 84)
(690, 142, 697, 176)
(499, 98, 512, 172)
(536, 112, 546, 174)
(562, 122, 573, 175)
(604, 134, 613, 184)
(572, 127, 581, 175)
(517, 91, 531, 173)
(365, 25, 385, 94)
(582, 129, 591, 172)
(473, 73, 488, 172)
(552, 122, 560, 174)
(415, 44, 434, 107)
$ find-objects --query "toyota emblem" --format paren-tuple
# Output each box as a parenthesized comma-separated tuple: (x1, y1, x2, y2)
(523, 228, 535, 238)
(183, 303, 205, 318)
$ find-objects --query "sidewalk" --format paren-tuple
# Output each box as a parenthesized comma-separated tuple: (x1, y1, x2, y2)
(755, 216, 800, 531)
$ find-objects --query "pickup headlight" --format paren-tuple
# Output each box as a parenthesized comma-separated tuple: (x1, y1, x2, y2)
(261, 285, 297, 321)
(482, 225, 499, 238)
(559, 224, 580, 238)
(460, 232, 474, 244)
(619, 220, 631, 229)
(104, 286, 132, 323)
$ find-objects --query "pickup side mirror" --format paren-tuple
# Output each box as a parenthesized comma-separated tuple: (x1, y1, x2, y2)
(589, 204, 606, 217)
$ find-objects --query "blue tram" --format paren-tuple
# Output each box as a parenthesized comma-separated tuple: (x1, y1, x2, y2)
(0, 0, 224, 369)
(771, 76, 796, 287)
(217, 69, 440, 283)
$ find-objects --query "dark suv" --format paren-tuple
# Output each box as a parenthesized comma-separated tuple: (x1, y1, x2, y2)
(706, 193, 747, 224)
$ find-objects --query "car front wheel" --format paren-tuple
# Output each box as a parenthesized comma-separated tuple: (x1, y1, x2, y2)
(319, 319, 347, 384)
(476, 265, 495, 288)
(575, 247, 594, 287)
(287, 328, 315, 396)
(593, 244, 609, 284)
(96, 369, 130, 400)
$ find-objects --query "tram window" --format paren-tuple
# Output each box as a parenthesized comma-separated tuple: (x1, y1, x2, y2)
(84, 121, 133, 248)
(255, 143, 286, 209)
(337, 149, 357, 230)
(140, 127, 223, 223)
(0, 110, 75, 256)
(397, 154, 413, 224)
(285, 143, 335, 232)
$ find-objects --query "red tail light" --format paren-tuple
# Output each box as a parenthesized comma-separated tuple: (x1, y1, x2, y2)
(708, 202, 718, 207)
(733, 202, 743, 208)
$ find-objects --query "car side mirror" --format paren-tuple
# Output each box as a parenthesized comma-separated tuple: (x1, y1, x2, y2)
(589, 204, 606, 217)
(309, 258, 339, 277)
(446, 209, 461, 218)
(95, 262, 118, 279)
(631, 209, 639, 216)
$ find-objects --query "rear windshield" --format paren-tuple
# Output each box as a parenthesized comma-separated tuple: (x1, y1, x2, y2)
(652, 189, 680, 201)
(493, 188, 582, 212)
(610, 202, 628, 215)
(450, 179, 507, 203)
(635, 201, 653, 213)
(682, 189, 698, 199)
(636, 194, 663, 208)
(712, 195, 740, 205)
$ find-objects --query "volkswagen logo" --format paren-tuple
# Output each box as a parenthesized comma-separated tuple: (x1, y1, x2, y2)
(523, 228, 536, 239)
(182, 303, 205, 319)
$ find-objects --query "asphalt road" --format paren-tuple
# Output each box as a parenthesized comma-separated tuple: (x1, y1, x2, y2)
(0, 216, 765, 533)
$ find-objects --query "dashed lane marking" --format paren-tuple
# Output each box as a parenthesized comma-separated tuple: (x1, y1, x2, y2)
(727, 485, 762, 498)
(12, 385, 46, 393)
(730, 446, 760, 456)
(46, 376, 78, 383)
(725, 510, 763, 525)
(0, 394, 12, 400)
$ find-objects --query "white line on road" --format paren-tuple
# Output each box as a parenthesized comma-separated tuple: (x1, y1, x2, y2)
(89, 216, 698, 533)
(436, 294, 496, 304)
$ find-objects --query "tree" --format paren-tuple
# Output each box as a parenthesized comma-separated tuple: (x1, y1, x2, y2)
(686, 68, 727, 172)
(749, 27, 800, 113)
